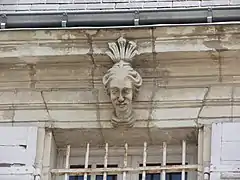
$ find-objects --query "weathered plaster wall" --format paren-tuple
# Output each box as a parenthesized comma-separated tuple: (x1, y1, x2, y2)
(0, 24, 239, 147)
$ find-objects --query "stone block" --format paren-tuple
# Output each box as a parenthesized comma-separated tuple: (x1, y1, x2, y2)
(135, 82, 155, 102)
(14, 110, 49, 122)
(151, 107, 201, 120)
(150, 128, 197, 145)
(103, 0, 128, 2)
(0, 92, 15, 104)
(74, 0, 102, 3)
(198, 118, 231, 125)
(155, 38, 217, 54)
(86, 3, 115, 9)
(199, 106, 231, 118)
(149, 120, 197, 128)
(173, 1, 200, 7)
(59, 4, 86, 10)
(0, 66, 30, 82)
(43, 90, 97, 104)
(135, 109, 150, 120)
(30, 4, 59, 11)
(1, 5, 30, 11)
(99, 109, 112, 121)
(153, 88, 208, 102)
(47, 0, 72, 3)
(97, 86, 110, 103)
(222, 58, 240, 83)
(14, 91, 44, 104)
(35, 65, 92, 81)
(154, 55, 219, 79)
(232, 106, 240, 117)
(143, 2, 172, 8)
(0, 0, 18, 4)
(54, 128, 103, 147)
(19, 0, 45, 4)
(116, 2, 143, 9)
(154, 25, 216, 39)
(0, 40, 94, 58)
(231, 0, 240, 5)
(35, 64, 93, 88)
(52, 121, 101, 128)
(92, 26, 152, 40)
(12, 121, 46, 127)
(0, 110, 14, 122)
(35, 80, 93, 89)
(233, 87, 240, 100)
(206, 86, 232, 100)
(0, 91, 43, 105)
(49, 110, 97, 122)
(0, 82, 30, 90)
(202, 0, 229, 6)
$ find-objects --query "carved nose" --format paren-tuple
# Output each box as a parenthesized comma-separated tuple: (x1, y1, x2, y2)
(118, 94, 124, 102)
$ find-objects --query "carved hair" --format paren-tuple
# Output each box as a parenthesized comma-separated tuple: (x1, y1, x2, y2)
(102, 61, 142, 98)
(102, 37, 142, 98)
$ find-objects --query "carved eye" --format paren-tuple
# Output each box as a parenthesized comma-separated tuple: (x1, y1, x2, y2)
(111, 88, 118, 94)
(123, 88, 131, 95)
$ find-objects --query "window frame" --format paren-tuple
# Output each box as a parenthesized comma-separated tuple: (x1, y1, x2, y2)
(56, 145, 197, 180)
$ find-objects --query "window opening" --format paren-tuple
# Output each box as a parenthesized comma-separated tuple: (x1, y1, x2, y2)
(96, 165, 118, 180)
(166, 163, 187, 180)
(138, 163, 187, 180)
(69, 165, 91, 180)
(139, 163, 161, 180)
(52, 140, 201, 180)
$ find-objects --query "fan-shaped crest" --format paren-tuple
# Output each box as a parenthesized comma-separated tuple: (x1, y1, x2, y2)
(106, 37, 138, 63)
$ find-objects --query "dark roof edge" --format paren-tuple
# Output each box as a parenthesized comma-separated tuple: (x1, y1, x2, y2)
(1, 6, 240, 29)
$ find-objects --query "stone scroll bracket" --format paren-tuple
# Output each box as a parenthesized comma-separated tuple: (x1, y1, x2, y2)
(102, 37, 142, 128)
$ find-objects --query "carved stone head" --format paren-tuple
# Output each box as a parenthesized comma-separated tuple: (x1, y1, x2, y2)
(102, 37, 142, 127)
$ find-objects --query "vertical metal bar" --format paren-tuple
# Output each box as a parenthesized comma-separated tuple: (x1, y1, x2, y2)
(103, 143, 108, 180)
(123, 143, 128, 180)
(64, 145, 71, 180)
(198, 128, 204, 180)
(84, 143, 90, 180)
(142, 142, 147, 180)
(161, 142, 167, 180)
(181, 140, 186, 180)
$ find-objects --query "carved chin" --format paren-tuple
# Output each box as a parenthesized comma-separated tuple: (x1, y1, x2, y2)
(116, 105, 128, 111)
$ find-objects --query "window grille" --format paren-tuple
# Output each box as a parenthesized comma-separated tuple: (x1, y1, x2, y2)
(51, 139, 202, 180)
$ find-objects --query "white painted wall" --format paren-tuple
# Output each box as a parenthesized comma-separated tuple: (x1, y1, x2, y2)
(211, 122, 240, 180)
(0, 127, 38, 180)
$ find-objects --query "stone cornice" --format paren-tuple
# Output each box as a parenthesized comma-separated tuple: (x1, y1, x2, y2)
(0, 24, 239, 64)
(0, 25, 239, 90)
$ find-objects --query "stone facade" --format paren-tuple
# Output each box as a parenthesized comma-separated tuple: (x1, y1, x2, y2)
(0, 24, 240, 179)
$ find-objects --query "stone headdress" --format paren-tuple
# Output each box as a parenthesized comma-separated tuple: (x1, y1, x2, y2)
(102, 37, 143, 127)
(102, 37, 142, 98)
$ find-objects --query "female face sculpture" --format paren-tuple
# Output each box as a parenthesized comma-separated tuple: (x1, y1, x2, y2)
(103, 61, 142, 127)
(110, 76, 133, 114)
(102, 37, 142, 127)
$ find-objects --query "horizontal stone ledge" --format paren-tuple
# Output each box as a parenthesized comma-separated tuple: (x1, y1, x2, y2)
(2, 116, 240, 129)
(4, 120, 198, 129)
(0, 106, 238, 123)
(0, 25, 239, 42)
(0, 43, 239, 61)
(0, 100, 238, 111)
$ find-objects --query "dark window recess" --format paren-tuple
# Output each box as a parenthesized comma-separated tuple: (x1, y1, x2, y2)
(166, 163, 187, 180)
(139, 163, 188, 180)
(69, 165, 91, 180)
(96, 164, 118, 180)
